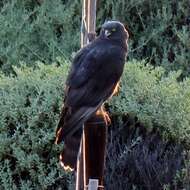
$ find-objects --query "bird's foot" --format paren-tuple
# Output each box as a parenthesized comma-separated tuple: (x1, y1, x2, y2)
(55, 128, 64, 144)
(102, 111, 111, 126)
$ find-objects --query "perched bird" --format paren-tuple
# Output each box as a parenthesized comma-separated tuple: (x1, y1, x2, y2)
(55, 21, 129, 171)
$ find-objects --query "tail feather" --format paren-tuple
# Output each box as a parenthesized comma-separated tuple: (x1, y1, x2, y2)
(59, 128, 82, 171)
(55, 107, 91, 144)
(55, 102, 103, 170)
(55, 101, 103, 144)
(62, 106, 98, 138)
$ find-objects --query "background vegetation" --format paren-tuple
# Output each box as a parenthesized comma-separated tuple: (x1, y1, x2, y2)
(0, 0, 189, 76)
(0, 61, 190, 189)
(0, 0, 189, 189)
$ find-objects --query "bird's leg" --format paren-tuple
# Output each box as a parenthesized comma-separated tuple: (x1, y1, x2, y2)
(96, 106, 111, 126)
(112, 82, 120, 96)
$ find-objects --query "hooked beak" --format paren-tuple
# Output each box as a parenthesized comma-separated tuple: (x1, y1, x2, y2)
(105, 30, 111, 37)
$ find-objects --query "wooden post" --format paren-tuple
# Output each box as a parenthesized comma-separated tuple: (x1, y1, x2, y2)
(75, 139, 84, 190)
(76, 0, 89, 188)
(76, 0, 107, 190)
(83, 114, 107, 190)
(87, 0, 97, 43)
(81, 0, 88, 47)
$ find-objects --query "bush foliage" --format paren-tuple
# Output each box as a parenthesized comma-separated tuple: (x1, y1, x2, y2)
(111, 61, 190, 146)
(105, 122, 188, 190)
(0, 0, 80, 72)
(0, 62, 73, 189)
(0, 0, 189, 189)
(0, 60, 190, 189)
(98, 0, 190, 77)
(0, 0, 189, 76)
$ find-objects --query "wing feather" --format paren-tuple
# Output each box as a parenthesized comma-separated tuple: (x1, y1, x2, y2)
(56, 40, 125, 142)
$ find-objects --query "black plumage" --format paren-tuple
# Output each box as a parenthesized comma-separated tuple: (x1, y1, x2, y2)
(55, 21, 129, 171)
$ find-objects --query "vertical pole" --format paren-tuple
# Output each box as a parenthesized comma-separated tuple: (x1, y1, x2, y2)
(81, 0, 88, 47)
(76, 139, 84, 190)
(76, 0, 89, 189)
(77, 1, 107, 190)
(87, 0, 97, 42)
(83, 115, 107, 190)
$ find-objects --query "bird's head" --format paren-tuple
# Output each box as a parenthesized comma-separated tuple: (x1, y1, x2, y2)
(100, 20, 129, 42)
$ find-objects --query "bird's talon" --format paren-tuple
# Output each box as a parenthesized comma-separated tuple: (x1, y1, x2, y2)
(103, 112, 111, 126)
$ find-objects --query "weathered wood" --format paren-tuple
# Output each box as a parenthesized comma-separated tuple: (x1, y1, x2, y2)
(76, 117, 107, 190)
(81, 0, 88, 47)
(83, 115, 107, 190)
(75, 139, 84, 190)
(87, 0, 97, 42)
(76, 0, 89, 188)
(77, 1, 107, 190)
(77, 0, 89, 188)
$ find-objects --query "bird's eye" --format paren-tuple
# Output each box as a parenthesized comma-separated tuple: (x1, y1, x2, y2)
(111, 28, 116, 32)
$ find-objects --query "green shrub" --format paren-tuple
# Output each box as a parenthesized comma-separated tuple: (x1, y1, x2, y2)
(105, 122, 185, 190)
(97, 0, 190, 77)
(0, 0, 80, 73)
(0, 59, 190, 189)
(1, 0, 189, 77)
(111, 60, 190, 146)
(0, 61, 73, 189)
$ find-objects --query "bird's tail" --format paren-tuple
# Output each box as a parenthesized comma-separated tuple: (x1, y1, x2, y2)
(59, 128, 82, 171)
(55, 103, 102, 171)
